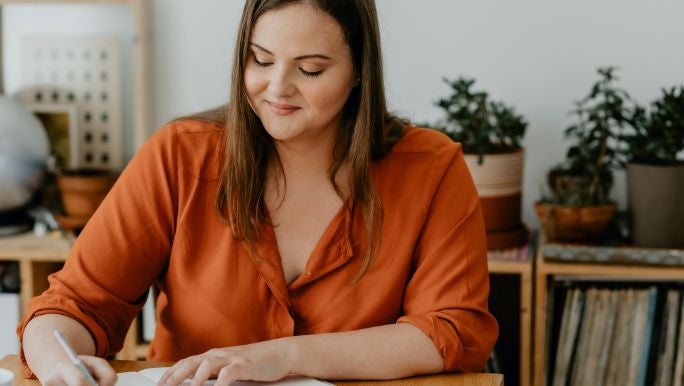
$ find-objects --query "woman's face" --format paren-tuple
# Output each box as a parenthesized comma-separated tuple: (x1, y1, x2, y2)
(244, 3, 356, 146)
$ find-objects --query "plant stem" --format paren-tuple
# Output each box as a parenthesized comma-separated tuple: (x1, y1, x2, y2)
(588, 130, 608, 205)
(588, 84, 609, 205)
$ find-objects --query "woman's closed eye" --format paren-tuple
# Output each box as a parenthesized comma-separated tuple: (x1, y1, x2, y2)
(300, 68, 323, 77)
(253, 56, 272, 67)
(253, 55, 324, 78)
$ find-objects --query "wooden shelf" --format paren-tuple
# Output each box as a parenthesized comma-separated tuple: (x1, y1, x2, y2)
(0, 0, 153, 359)
(0, 231, 146, 360)
(488, 252, 533, 386)
(0, 232, 73, 262)
(0, 232, 71, 315)
(489, 259, 531, 275)
(532, 235, 684, 386)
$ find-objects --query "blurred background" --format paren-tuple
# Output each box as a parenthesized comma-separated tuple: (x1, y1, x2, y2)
(3, 0, 683, 226)
(2, 2, 684, 385)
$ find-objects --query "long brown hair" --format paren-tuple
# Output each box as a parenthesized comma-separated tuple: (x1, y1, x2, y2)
(201, 0, 406, 282)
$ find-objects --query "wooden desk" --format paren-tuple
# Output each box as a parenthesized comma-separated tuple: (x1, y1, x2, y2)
(0, 355, 503, 386)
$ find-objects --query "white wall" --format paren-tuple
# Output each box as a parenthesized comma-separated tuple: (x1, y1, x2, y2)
(2, 4, 137, 161)
(0, 293, 19, 356)
(377, 1, 684, 228)
(3, 0, 684, 228)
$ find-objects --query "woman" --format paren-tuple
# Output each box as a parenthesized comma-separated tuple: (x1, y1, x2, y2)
(20, 1, 498, 385)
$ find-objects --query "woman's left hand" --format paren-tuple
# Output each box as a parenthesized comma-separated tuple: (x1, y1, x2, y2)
(158, 338, 298, 386)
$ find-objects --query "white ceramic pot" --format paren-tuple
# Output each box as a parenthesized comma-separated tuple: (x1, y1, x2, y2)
(464, 148, 524, 198)
(464, 148, 526, 249)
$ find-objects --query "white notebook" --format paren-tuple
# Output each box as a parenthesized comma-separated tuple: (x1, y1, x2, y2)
(115, 367, 332, 386)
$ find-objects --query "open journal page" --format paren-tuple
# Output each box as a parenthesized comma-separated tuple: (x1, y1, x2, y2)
(115, 367, 333, 386)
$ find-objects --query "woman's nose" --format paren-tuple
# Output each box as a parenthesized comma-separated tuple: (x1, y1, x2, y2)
(267, 65, 296, 97)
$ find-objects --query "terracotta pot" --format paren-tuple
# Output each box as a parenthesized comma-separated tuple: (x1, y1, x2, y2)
(480, 193, 522, 232)
(486, 224, 528, 250)
(534, 201, 617, 242)
(57, 170, 118, 219)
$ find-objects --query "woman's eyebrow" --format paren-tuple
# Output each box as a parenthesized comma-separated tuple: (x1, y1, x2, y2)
(250, 42, 332, 61)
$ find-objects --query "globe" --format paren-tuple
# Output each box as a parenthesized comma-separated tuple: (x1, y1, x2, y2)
(0, 95, 49, 233)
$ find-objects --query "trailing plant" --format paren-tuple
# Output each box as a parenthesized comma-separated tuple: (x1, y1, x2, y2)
(431, 77, 527, 163)
(621, 85, 684, 165)
(546, 66, 641, 206)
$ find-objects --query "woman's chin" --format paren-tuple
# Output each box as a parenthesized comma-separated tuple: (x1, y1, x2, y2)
(263, 126, 302, 142)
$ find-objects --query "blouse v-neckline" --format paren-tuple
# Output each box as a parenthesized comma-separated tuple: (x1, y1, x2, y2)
(257, 197, 355, 299)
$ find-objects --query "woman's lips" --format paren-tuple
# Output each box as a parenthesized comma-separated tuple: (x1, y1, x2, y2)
(267, 101, 300, 116)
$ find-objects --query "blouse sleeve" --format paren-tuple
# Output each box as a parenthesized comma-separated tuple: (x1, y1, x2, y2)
(396, 143, 499, 372)
(16, 123, 179, 375)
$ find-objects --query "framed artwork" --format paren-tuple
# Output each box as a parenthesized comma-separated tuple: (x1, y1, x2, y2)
(26, 103, 79, 170)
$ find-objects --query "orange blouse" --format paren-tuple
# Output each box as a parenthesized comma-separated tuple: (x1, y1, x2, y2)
(18, 119, 498, 374)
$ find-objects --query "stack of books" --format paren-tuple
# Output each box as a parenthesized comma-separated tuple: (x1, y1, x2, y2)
(487, 229, 537, 263)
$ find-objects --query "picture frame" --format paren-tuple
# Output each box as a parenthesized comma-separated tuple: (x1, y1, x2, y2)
(25, 103, 79, 170)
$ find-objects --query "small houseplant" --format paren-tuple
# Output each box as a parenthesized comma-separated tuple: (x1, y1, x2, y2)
(46, 155, 117, 231)
(622, 85, 684, 247)
(536, 67, 639, 241)
(56, 168, 117, 230)
(433, 77, 527, 162)
(432, 77, 528, 249)
(23, 101, 119, 232)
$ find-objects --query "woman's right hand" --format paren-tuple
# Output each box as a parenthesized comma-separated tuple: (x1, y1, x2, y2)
(39, 355, 117, 386)
(23, 314, 114, 386)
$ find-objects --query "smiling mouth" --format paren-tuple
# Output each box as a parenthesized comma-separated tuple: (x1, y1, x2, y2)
(267, 101, 300, 116)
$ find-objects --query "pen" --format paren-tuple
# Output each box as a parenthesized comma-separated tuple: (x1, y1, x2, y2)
(53, 328, 99, 386)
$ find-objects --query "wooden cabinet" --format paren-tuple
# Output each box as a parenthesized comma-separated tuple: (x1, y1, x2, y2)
(533, 236, 684, 386)
(0, 231, 145, 360)
(0, 0, 153, 358)
(488, 251, 534, 386)
(0, 232, 70, 315)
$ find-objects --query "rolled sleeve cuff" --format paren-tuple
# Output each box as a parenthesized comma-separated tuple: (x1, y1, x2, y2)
(17, 307, 109, 379)
(397, 313, 464, 372)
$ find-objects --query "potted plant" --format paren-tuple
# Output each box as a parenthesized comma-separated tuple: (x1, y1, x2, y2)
(432, 77, 528, 249)
(44, 154, 118, 231)
(622, 85, 684, 248)
(536, 67, 639, 242)
(56, 168, 117, 230)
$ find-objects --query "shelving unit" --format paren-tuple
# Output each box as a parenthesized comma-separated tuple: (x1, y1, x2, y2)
(0, 0, 153, 359)
(488, 249, 534, 386)
(533, 235, 684, 386)
(0, 232, 145, 360)
(0, 232, 71, 314)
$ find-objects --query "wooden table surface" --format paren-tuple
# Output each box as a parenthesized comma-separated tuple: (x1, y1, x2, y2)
(0, 355, 503, 386)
